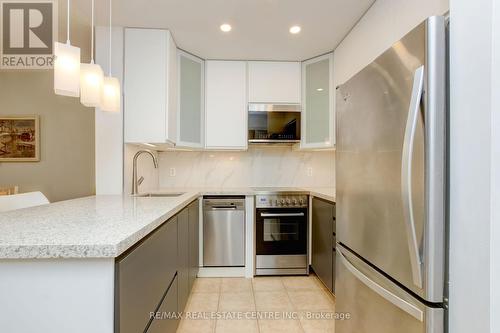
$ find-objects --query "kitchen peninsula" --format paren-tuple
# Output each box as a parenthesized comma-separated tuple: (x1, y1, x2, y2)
(0, 188, 334, 333)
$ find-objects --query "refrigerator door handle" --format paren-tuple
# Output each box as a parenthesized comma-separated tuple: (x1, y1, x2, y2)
(338, 247, 424, 322)
(401, 65, 425, 289)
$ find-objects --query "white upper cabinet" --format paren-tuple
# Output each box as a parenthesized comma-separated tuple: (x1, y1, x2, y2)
(177, 51, 204, 148)
(205, 61, 247, 149)
(124, 28, 177, 144)
(301, 53, 335, 149)
(248, 61, 301, 104)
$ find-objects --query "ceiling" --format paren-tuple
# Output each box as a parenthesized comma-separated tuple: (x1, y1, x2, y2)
(72, 0, 376, 61)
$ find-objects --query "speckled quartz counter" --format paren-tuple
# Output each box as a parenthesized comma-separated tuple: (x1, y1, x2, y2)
(0, 187, 334, 260)
(0, 192, 200, 259)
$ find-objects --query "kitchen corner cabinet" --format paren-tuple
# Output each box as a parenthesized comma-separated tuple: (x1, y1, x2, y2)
(177, 199, 200, 312)
(177, 208, 190, 312)
(115, 200, 199, 333)
(311, 197, 336, 293)
(248, 61, 301, 104)
(188, 200, 200, 290)
(205, 60, 247, 149)
(301, 53, 335, 149)
(177, 51, 205, 148)
(124, 28, 178, 145)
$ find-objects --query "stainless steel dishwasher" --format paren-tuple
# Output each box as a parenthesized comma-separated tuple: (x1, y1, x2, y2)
(203, 196, 245, 267)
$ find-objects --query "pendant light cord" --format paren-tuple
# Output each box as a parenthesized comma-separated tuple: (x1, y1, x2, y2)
(66, 0, 70, 43)
(108, 0, 112, 75)
(90, 0, 94, 63)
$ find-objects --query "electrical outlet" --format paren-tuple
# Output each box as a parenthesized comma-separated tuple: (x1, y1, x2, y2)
(169, 167, 176, 177)
(307, 167, 313, 177)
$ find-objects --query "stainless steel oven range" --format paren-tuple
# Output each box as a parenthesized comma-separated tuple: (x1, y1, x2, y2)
(255, 193, 309, 276)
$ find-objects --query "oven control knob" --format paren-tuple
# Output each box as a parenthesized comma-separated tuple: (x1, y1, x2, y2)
(292, 199, 297, 205)
(280, 199, 285, 205)
(299, 199, 304, 205)
(286, 198, 291, 205)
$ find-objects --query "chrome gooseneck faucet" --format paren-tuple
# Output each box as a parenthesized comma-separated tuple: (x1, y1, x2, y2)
(132, 150, 158, 195)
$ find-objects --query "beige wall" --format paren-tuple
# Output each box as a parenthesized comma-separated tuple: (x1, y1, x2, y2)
(0, 71, 95, 202)
(333, 0, 449, 86)
(0, 1, 95, 202)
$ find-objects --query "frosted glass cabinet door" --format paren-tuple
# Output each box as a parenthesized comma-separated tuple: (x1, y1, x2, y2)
(177, 51, 204, 148)
(301, 53, 334, 149)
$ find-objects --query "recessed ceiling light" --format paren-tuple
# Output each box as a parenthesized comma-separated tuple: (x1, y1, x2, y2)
(316, 88, 324, 91)
(220, 24, 232, 32)
(289, 25, 301, 34)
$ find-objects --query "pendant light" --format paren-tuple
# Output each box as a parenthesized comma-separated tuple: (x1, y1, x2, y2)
(100, 0, 120, 112)
(54, 0, 81, 97)
(80, 0, 103, 107)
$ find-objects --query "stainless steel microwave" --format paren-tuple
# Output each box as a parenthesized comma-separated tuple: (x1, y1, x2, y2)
(248, 103, 301, 143)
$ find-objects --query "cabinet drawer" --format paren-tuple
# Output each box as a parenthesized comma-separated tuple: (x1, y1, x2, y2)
(147, 275, 180, 333)
(115, 217, 178, 333)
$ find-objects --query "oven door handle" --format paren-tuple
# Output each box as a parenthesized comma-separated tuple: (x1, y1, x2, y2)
(260, 213, 305, 217)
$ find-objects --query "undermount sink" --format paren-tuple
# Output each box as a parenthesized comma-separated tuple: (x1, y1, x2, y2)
(135, 192, 186, 198)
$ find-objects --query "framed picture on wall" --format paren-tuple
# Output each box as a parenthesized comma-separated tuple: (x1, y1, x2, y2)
(0, 116, 40, 162)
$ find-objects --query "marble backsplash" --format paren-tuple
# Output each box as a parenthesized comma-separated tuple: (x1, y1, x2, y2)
(158, 146, 335, 188)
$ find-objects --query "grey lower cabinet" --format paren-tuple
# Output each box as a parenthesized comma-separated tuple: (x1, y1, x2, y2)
(311, 197, 336, 294)
(115, 199, 200, 333)
(178, 199, 200, 311)
(177, 208, 190, 312)
(188, 200, 200, 291)
(115, 216, 178, 333)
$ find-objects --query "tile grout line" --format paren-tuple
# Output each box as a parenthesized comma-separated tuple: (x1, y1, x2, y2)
(250, 277, 262, 333)
(282, 277, 307, 333)
(214, 278, 222, 333)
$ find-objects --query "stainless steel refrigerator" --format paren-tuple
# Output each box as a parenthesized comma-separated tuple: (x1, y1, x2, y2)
(335, 16, 447, 333)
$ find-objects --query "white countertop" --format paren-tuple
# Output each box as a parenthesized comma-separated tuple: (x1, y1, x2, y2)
(0, 187, 334, 259)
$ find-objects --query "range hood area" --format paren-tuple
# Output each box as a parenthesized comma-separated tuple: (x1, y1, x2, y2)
(248, 103, 302, 144)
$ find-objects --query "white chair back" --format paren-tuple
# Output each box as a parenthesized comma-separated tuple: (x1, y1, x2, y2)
(0, 191, 50, 212)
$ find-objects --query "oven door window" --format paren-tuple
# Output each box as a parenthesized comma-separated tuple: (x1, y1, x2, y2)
(263, 219, 300, 241)
(256, 209, 307, 255)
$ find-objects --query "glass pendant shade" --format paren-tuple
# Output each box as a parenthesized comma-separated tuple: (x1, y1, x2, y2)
(101, 76, 120, 112)
(54, 42, 81, 97)
(80, 62, 103, 107)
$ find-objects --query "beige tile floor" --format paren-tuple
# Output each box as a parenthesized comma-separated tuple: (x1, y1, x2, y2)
(177, 275, 336, 333)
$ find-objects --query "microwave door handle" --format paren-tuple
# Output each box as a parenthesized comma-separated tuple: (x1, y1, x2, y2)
(401, 65, 425, 289)
(338, 247, 424, 322)
(260, 213, 305, 217)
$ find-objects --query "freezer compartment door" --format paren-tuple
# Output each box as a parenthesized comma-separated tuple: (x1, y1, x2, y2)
(335, 245, 443, 333)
